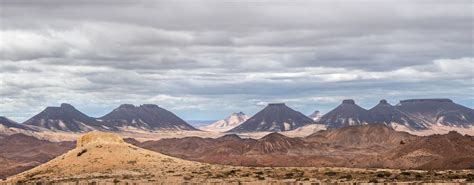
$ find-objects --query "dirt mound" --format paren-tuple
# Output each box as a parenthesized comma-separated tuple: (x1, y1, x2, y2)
(6, 132, 208, 183)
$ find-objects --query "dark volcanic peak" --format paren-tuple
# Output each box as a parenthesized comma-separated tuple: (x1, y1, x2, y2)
(0, 116, 32, 130)
(100, 104, 197, 131)
(227, 103, 315, 133)
(23, 103, 108, 132)
(369, 99, 426, 129)
(319, 99, 372, 129)
(396, 98, 474, 128)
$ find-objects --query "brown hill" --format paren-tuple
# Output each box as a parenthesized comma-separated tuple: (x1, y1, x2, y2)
(306, 124, 417, 148)
(384, 131, 474, 169)
(247, 133, 308, 155)
(133, 125, 473, 169)
(6, 131, 212, 183)
(0, 134, 73, 179)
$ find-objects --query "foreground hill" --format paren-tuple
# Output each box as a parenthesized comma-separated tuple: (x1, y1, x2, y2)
(228, 103, 316, 133)
(23, 103, 112, 132)
(0, 134, 73, 179)
(6, 131, 209, 183)
(99, 104, 197, 131)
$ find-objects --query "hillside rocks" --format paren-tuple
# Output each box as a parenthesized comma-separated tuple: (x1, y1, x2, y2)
(76, 131, 124, 147)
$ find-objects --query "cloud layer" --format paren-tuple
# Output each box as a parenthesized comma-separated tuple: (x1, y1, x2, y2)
(1, 0, 473, 121)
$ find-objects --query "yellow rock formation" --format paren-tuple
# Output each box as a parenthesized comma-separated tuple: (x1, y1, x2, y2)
(76, 131, 124, 147)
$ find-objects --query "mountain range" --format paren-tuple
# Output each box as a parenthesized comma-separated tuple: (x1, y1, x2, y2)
(0, 98, 472, 135)
(1, 103, 197, 134)
(319, 99, 474, 131)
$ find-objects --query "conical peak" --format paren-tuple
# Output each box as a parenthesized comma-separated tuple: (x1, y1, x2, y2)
(379, 99, 389, 104)
(342, 99, 355, 104)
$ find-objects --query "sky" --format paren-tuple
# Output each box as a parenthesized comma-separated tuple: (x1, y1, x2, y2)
(0, 0, 473, 122)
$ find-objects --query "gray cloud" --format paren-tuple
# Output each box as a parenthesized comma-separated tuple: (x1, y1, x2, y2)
(0, 0, 472, 121)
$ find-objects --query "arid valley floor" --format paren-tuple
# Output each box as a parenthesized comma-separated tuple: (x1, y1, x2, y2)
(1, 126, 473, 184)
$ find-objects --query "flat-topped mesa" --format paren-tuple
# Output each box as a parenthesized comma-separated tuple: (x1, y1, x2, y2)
(44, 103, 76, 111)
(76, 131, 124, 148)
(268, 103, 286, 106)
(342, 99, 355, 104)
(400, 98, 453, 104)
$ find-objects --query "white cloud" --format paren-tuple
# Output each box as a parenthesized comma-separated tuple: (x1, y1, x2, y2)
(0, 0, 472, 121)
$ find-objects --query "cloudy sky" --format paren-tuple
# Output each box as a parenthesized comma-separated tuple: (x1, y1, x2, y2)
(1, 0, 473, 122)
